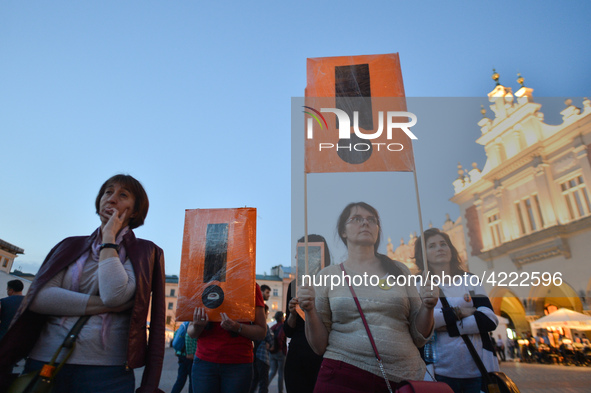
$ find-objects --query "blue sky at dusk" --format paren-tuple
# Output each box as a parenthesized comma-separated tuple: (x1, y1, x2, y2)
(1, 1, 590, 276)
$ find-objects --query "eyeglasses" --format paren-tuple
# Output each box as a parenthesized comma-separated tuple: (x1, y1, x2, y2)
(346, 215, 378, 226)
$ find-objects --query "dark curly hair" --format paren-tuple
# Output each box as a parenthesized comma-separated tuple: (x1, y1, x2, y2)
(414, 228, 465, 276)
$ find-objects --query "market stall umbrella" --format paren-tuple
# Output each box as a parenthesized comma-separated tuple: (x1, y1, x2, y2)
(530, 308, 591, 330)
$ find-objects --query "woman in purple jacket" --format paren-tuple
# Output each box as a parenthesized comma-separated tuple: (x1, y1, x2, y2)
(0, 174, 166, 393)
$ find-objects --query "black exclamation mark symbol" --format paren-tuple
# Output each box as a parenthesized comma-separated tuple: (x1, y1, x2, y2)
(202, 223, 228, 309)
(335, 64, 373, 165)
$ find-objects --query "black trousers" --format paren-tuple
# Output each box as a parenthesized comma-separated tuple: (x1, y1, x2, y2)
(250, 358, 270, 393)
(284, 348, 323, 393)
(498, 347, 506, 361)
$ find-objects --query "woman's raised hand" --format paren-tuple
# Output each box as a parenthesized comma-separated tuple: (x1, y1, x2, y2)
(288, 297, 299, 313)
(192, 307, 209, 327)
(297, 285, 316, 312)
(458, 306, 477, 319)
(220, 312, 241, 333)
(102, 208, 130, 243)
(419, 284, 439, 309)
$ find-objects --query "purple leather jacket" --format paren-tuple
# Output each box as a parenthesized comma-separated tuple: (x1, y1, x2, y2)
(0, 229, 166, 393)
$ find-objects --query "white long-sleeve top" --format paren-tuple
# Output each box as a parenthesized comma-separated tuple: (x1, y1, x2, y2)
(429, 276, 499, 378)
(28, 256, 136, 365)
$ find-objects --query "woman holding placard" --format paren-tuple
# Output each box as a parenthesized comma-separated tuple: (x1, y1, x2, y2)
(298, 202, 437, 393)
(414, 228, 498, 393)
(188, 286, 266, 393)
(284, 234, 331, 393)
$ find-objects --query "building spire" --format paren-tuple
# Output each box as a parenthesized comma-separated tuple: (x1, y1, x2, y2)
(492, 68, 500, 86)
(517, 72, 525, 88)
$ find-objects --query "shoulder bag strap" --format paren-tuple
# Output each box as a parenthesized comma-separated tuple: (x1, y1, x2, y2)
(340, 263, 393, 393)
(439, 295, 494, 386)
(41, 315, 92, 379)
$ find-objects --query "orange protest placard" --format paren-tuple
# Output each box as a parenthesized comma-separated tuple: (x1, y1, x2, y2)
(176, 207, 257, 322)
(305, 53, 415, 173)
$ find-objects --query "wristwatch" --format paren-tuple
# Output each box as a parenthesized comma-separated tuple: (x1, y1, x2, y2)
(99, 243, 120, 252)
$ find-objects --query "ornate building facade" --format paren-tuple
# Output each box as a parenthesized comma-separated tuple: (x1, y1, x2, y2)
(450, 72, 591, 336)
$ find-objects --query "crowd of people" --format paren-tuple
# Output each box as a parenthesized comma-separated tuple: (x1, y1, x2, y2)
(177, 202, 500, 393)
(0, 178, 511, 393)
(498, 331, 591, 366)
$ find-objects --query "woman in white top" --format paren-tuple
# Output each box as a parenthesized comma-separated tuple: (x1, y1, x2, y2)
(298, 202, 438, 393)
(414, 228, 498, 393)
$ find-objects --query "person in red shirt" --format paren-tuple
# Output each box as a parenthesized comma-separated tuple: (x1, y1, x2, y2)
(188, 284, 266, 393)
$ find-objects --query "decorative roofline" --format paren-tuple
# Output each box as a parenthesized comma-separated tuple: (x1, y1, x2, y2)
(0, 239, 24, 255)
